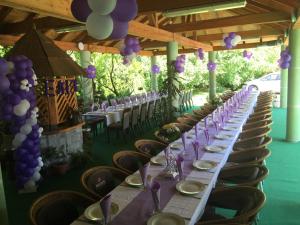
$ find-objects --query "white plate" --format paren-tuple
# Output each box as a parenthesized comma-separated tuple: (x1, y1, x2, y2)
(170, 143, 183, 150)
(125, 174, 143, 186)
(176, 180, 205, 195)
(227, 119, 241, 124)
(147, 213, 185, 225)
(204, 145, 226, 153)
(193, 160, 218, 170)
(214, 134, 233, 140)
(222, 126, 236, 131)
(151, 155, 166, 166)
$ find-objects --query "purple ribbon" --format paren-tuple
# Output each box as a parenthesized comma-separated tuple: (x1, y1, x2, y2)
(181, 132, 187, 151)
(176, 154, 184, 180)
(192, 140, 200, 160)
(204, 128, 210, 145)
(139, 163, 150, 187)
(204, 117, 208, 128)
(100, 194, 112, 225)
(150, 181, 161, 212)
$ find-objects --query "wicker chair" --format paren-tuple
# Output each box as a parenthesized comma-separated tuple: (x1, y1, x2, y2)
(131, 105, 140, 136)
(184, 113, 204, 121)
(112, 150, 150, 174)
(171, 122, 192, 133)
(246, 113, 272, 124)
(227, 148, 271, 165)
(134, 139, 168, 157)
(80, 166, 129, 199)
(218, 164, 269, 187)
(30, 191, 94, 225)
(154, 130, 170, 144)
(242, 119, 273, 131)
(177, 117, 198, 126)
(196, 186, 266, 225)
(233, 136, 272, 151)
(248, 109, 272, 119)
(238, 127, 271, 141)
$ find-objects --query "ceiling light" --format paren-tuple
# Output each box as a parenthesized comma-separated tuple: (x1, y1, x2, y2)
(163, 0, 247, 17)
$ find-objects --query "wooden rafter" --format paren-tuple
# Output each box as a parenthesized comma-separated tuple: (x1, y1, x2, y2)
(0, 6, 13, 22)
(0, 34, 153, 56)
(164, 11, 291, 32)
(293, 8, 300, 29)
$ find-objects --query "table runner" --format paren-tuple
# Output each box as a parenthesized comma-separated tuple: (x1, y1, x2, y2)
(72, 91, 258, 225)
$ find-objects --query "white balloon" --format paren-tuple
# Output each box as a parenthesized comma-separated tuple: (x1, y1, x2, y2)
(32, 172, 41, 182)
(38, 156, 42, 162)
(231, 38, 238, 46)
(26, 117, 37, 126)
(20, 124, 32, 135)
(88, 0, 117, 15)
(12, 133, 26, 147)
(234, 35, 242, 44)
(7, 61, 15, 73)
(38, 127, 44, 134)
(13, 99, 30, 117)
(35, 166, 41, 172)
(86, 13, 114, 40)
(24, 180, 36, 189)
(38, 161, 44, 167)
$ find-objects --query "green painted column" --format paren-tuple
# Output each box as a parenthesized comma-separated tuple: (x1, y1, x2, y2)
(0, 164, 9, 225)
(280, 45, 288, 108)
(167, 41, 179, 110)
(79, 50, 94, 109)
(286, 28, 300, 142)
(209, 51, 217, 100)
(151, 55, 158, 91)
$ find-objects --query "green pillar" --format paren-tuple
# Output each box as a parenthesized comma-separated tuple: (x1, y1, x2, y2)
(280, 45, 288, 108)
(0, 164, 9, 225)
(167, 41, 179, 110)
(209, 51, 217, 100)
(151, 55, 158, 91)
(286, 28, 300, 142)
(79, 50, 94, 109)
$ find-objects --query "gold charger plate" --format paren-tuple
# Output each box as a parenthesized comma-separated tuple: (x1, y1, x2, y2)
(84, 202, 119, 221)
(193, 160, 218, 170)
(170, 143, 183, 150)
(214, 134, 233, 140)
(125, 174, 143, 187)
(176, 180, 205, 195)
(204, 145, 226, 153)
(151, 155, 166, 165)
(147, 212, 185, 225)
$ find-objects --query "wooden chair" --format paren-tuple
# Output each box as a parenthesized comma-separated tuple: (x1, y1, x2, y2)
(242, 119, 273, 131)
(134, 139, 168, 157)
(107, 108, 131, 142)
(196, 186, 266, 225)
(154, 130, 170, 144)
(227, 148, 271, 165)
(112, 151, 150, 174)
(131, 105, 140, 136)
(177, 117, 198, 126)
(171, 122, 192, 133)
(233, 136, 272, 151)
(218, 164, 269, 187)
(146, 100, 155, 127)
(109, 98, 117, 106)
(248, 109, 272, 119)
(238, 127, 271, 141)
(80, 166, 129, 199)
(246, 113, 272, 124)
(184, 113, 203, 121)
(139, 102, 148, 131)
(30, 191, 94, 225)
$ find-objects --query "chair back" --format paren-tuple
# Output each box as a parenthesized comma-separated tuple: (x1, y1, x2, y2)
(147, 101, 155, 120)
(112, 151, 150, 174)
(228, 148, 271, 165)
(154, 130, 170, 144)
(81, 166, 129, 199)
(171, 122, 192, 133)
(177, 117, 197, 126)
(134, 139, 167, 156)
(234, 136, 272, 151)
(30, 191, 94, 225)
(140, 102, 147, 122)
(131, 105, 140, 127)
(246, 113, 272, 123)
(239, 127, 271, 141)
(110, 98, 117, 106)
(117, 97, 124, 104)
(122, 108, 131, 130)
(243, 119, 273, 131)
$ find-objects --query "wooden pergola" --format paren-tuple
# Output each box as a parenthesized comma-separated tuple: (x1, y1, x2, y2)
(0, 0, 299, 55)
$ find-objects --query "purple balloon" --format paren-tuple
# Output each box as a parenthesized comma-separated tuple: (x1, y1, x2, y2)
(15, 60, 27, 70)
(15, 69, 27, 79)
(132, 43, 141, 53)
(281, 62, 290, 69)
(22, 167, 34, 177)
(23, 139, 35, 149)
(15, 162, 28, 172)
(0, 75, 10, 93)
(125, 37, 135, 46)
(71, 0, 92, 22)
(3, 103, 13, 114)
(110, 20, 129, 39)
(8, 94, 21, 105)
(111, 0, 137, 22)
(15, 148, 28, 160)
(224, 37, 231, 45)
(0, 58, 8, 74)
(124, 47, 133, 56)
(226, 43, 233, 49)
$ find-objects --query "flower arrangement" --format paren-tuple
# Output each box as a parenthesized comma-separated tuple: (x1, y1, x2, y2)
(157, 123, 181, 143)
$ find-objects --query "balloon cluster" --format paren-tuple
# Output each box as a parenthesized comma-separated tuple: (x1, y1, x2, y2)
(207, 61, 217, 72)
(71, 0, 137, 40)
(243, 50, 253, 60)
(173, 55, 186, 73)
(278, 48, 292, 69)
(223, 32, 242, 49)
(121, 36, 141, 65)
(195, 48, 204, 60)
(0, 56, 43, 191)
(151, 65, 160, 74)
(86, 65, 96, 79)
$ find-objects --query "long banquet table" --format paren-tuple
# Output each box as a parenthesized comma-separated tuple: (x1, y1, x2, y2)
(72, 90, 259, 225)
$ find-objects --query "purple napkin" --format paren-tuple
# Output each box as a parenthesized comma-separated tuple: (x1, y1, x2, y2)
(101, 102, 107, 111)
(164, 147, 170, 166)
(139, 163, 150, 187)
(150, 181, 161, 213)
(181, 132, 187, 151)
(100, 194, 112, 225)
(213, 121, 219, 132)
(204, 128, 210, 145)
(195, 123, 199, 138)
(204, 117, 208, 128)
(176, 154, 184, 180)
(192, 140, 200, 160)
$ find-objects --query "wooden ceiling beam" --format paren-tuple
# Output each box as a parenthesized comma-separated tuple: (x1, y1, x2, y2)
(0, 34, 153, 56)
(293, 8, 300, 29)
(0, 6, 13, 22)
(164, 11, 291, 32)
(0, 0, 211, 50)
(249, 0, 294, 14)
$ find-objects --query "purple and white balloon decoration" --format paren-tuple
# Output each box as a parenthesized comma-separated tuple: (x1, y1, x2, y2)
(223, 32, 242, 49)
(207, 61, 217, 72)
(86, 65, 96, 79)
(151, 65, 160, 74)
(71, 0, 137, 40)
(0, 56, 43, 192)
(243, 50, 253, 61)
(278, 48, 291, 69)
(195, 48, 204, 60)
(120, 36, 141, 66)
(173, 55, 186, 73)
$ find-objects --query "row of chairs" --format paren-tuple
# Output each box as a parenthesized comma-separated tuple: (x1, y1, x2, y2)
(178, 90, 194, 112)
